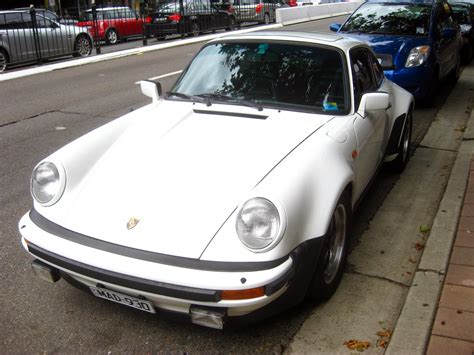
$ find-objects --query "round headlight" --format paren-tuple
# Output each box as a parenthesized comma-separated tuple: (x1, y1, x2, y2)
(235, 197, 281, 251)
(30, 162, 64, 205)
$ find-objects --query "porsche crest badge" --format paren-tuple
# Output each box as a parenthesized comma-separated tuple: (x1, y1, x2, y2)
(127, 217, 140, 230)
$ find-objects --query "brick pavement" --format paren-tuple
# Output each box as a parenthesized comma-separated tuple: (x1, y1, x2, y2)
(426, 158, 474, 354)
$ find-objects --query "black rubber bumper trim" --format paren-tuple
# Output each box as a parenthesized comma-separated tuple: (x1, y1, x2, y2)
(29, 209, 288, 272)
(28, 242, 222, 302)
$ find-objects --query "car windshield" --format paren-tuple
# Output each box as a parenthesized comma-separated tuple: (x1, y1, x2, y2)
(170, 42, 348, 114)
(83, 11, 104, 20)
(341, 3, 432, 36)
(156, 1, 181, 12)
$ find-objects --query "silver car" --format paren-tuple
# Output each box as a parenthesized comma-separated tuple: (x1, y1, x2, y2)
(0, 10, 93, 73)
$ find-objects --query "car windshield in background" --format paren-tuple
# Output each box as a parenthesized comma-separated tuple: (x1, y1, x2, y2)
(171, 42, 348, 114)
(452, 4, 469, 23)
(341, 3, 432, 36)
(156, 2, 181, 12)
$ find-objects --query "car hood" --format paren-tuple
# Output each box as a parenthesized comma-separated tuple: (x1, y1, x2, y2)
(56, 101, 331, 259)
(342, 33, 431, 68)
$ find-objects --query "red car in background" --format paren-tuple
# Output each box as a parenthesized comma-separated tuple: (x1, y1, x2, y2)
(77, 6, 151, 44)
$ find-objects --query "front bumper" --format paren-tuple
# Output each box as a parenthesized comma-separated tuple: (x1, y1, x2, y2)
(19, 210, 324, 327)
(384, 64, 434, 99)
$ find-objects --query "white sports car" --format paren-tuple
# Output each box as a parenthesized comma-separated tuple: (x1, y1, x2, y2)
(19, 31, 414, 329)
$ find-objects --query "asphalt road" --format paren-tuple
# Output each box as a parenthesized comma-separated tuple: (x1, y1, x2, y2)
(0, 16, 457, 353)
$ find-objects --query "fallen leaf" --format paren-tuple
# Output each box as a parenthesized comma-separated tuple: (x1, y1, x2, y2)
(419, 225, 431, 233)
(376, 330, 392, 338)
(415, 242, 425, 251)
(376, 329, 392, 348)
(344, 339, 371, 351)
(409, 258, 417, 263)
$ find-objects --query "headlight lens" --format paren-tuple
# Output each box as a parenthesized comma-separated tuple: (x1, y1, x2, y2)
(235, 197, 281, 250)
(30, 162, 63, 205)
(405, 45, 431, 68)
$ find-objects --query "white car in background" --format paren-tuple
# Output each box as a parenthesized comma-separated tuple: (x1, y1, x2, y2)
(19, 31, 414, 329)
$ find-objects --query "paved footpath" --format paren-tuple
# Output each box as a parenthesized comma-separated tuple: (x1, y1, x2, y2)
(426, 159, 474, 354)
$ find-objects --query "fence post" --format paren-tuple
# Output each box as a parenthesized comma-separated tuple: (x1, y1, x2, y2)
(141, 1, 148, 46)
(30, 5, 43, 65)
(91, 0, 101, 55)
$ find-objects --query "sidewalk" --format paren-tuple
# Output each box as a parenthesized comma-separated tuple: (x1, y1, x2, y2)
(425, 161, 474, 354)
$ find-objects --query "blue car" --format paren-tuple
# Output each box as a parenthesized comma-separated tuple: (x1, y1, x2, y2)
(330, 0, 462, 100)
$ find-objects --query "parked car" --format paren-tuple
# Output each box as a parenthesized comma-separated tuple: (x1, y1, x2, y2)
(330, 0, 462, 100)
(147, 0, 237, 39)
(450, 2, 474, 63)
(232, 0, 283, 24)
(14, 7, 78, 25)
(19, 31, 414, 329)
(0, 10, 93, 73)
(77, 6, 150, 45)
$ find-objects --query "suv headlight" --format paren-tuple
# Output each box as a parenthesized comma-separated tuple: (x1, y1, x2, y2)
(235, 197, 283, 251)
(405, 45, 430, 68)
(30, 161, 66, 206)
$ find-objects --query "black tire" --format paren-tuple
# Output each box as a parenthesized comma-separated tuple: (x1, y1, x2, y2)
(190, 22, 200, 37)
(461, 43, 473, 65)
(226, 16, 236, 31)
(105, 28, 119, 45)
(449, 53, 461, 83)
(306, 190, 351, 302)
(385, 109, 412, 173)
(73, 35, 92, 57)
(264, 13, 270, 25)
(0, 49, 9, 73)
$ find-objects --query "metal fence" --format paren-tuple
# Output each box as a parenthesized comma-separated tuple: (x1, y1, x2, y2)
(0, 0, 284, 72)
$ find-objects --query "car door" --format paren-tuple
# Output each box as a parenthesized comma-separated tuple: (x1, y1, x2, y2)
(434, 2, 459, 78)
(351, 48, 389, 198)
(3, 12, 37, 62)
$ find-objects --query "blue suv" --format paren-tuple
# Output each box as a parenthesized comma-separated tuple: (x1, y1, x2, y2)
(330, 0, 462, 100)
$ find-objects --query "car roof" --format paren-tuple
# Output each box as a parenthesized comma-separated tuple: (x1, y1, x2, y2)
(366, 0, 434, 4)
(85, 6, 130, 12)
(209, 31, 367, 51)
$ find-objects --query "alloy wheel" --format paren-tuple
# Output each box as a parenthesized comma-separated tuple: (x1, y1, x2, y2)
(324, 202, 347, 284)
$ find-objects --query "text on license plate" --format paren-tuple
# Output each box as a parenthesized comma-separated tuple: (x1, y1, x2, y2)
(89, 286, 156, 314)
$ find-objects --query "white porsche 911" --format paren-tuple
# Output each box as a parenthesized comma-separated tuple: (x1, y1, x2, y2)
(19, 31, 414, 329)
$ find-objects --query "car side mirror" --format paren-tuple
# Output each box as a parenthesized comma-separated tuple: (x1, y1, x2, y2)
(329, 23, 341, 32)
(358, 92, 390, 117)
(442, 28, 456, 38)
(140, 80, 162, 103)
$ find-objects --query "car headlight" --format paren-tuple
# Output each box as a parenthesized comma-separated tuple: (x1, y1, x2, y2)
(405, 45, 430, 68)
(30, 161, 66, 206)
(235, 197, 282, 251)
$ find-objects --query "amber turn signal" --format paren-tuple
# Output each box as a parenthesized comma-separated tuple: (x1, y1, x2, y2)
(221, 287, 265, 300)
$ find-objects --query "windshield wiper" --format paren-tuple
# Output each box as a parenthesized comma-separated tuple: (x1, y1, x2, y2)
(167, 91, 210, 105)
(196, 93, 263, 111)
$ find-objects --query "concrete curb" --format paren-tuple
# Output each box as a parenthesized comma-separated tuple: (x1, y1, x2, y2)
(0, 23, 283, 83)
(385, 87, 474, 353)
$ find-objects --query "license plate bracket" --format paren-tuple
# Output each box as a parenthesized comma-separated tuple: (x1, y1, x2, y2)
(89, 286, 156, 314)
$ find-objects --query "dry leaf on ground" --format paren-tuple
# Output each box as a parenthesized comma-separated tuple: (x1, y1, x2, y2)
(344, 339, 371, 352)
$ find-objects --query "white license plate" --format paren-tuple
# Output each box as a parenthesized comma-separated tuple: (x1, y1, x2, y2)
(90, 286, 156, 314)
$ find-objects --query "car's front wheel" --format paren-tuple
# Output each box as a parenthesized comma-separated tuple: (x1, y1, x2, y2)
(306, 190, 351, 302)
(106, 29, 119, 45)
(386, 110, 412, 173)
(73, 35, 92, 57)
(0, 49, 9, 73)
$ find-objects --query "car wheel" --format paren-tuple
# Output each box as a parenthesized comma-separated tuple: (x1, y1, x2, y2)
(0, 49, 9, 73)
(386, 109, 412, 173)
(450, 53, 461, 83)
(190, 22, 200, 37)
(226, 16, 236, 31)
(106, 29, 118, 45)
(264, 13, 270, 24)
(73, 35, 92, 57)
(306, 190, 351, 302)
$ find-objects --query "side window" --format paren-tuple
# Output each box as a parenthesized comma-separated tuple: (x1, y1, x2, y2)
(369, 51, 384, 87)
(350, 48, 376, 107)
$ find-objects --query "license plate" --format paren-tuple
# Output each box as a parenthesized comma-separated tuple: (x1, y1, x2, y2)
(90, 286, 156, 314)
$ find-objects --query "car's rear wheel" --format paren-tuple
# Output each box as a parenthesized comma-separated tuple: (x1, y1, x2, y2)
(264, 13, 270, 24)
(73, 35, 92, 57)
(386, 110, 412, 173)
(226, 16, 236, 31)
(306, 190, 350, 302)
(0, 49, 9, 73)
(106, 28, 119, 45)
(190, 22, 200, 37)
